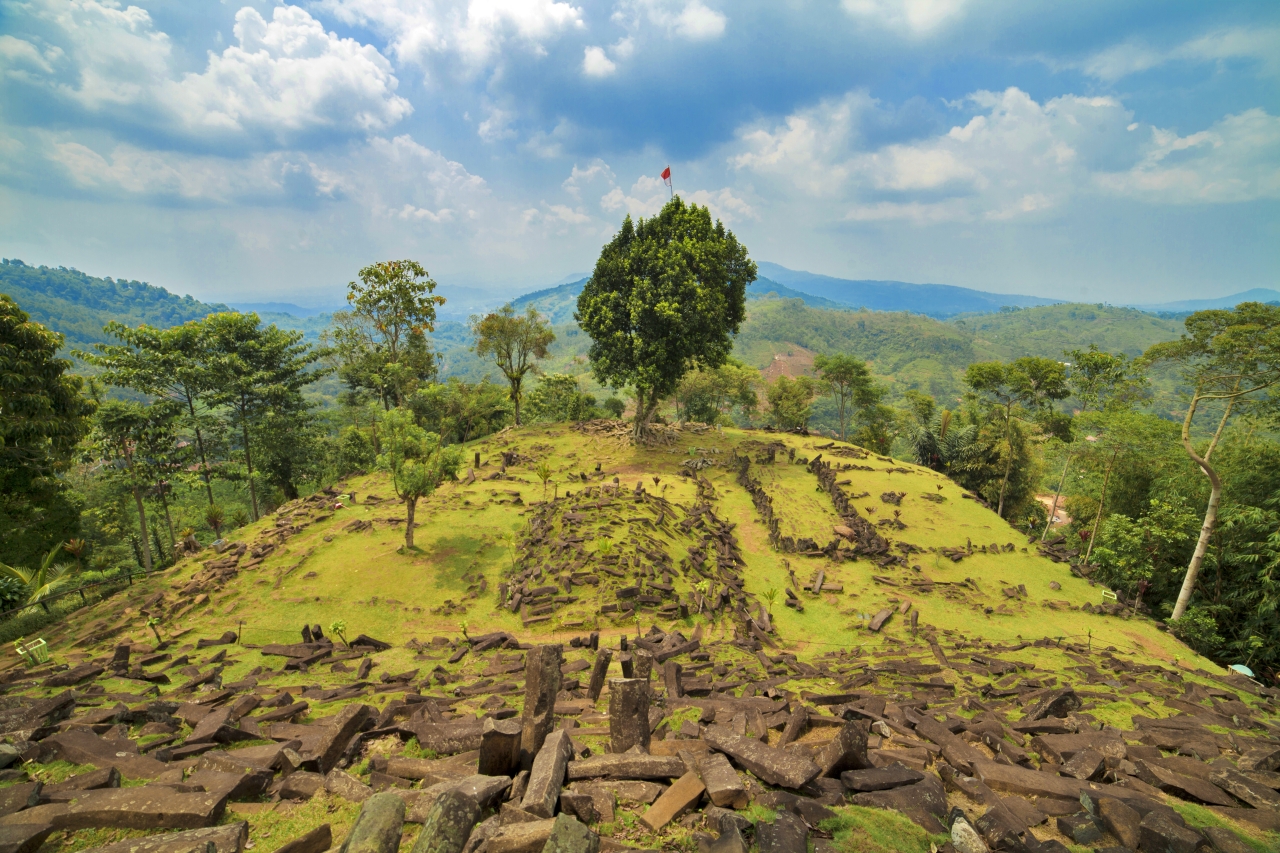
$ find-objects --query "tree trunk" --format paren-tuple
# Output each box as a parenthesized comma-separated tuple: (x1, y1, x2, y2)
(1042, 452, 1073, 542)
(839, 391, 848, 443)
(405, 496, 417, 549)
(133, 486, 153, 572)
(159, 488, 176, 549)
(1172, 392, 1234, 621)
(632, 388, 660, 441)
(239, 400, 259, 521)
(186, 393, 215, 506)
(511, 375, 522, 426)
(1084, 448, 1118, 564)
(997, 405, 1013, 518)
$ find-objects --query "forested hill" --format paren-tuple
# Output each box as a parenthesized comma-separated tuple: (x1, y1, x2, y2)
(0, 259, 226, 347)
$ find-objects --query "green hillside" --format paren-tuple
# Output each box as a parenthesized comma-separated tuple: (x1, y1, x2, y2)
(0, 259, 227, 348)
(8, 423, 1275, 853)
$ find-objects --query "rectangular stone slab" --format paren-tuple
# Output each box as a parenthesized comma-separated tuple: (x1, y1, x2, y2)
(10, 788, 229, 831)
(702, 724, 820, 789)
(75, 821, 247, 853)
(971, 759, 1152, 807)
(565, 754, 685, 781)
(640, 771, 705, 831)
(695, 752, 747, 809)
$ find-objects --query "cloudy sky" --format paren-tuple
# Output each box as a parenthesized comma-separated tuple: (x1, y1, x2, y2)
(1, 0, 1277, 307)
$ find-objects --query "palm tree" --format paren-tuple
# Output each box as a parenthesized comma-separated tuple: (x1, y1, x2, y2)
(762, 587, 779, 617)
(0, 543, 77, 614)
(535, 461, 553, 502)
(63, 539, 87, 573)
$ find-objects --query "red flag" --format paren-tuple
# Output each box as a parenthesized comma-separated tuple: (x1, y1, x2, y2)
(661, 166, 671, 186)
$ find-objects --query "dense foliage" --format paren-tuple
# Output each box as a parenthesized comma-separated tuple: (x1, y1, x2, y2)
(577, 197, 754, 437)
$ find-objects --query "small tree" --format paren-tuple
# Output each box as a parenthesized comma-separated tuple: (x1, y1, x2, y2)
(577, 197, 754, 439)
(964, 357, 1069, 518)
(332, 260, 444, 408)
(535, 461, 553, 501)
(674, 359, 759, 425)
(473, 305, 556, 426)
(377, 408, 462, 550)
(813, 354, 879, 443)
(766, 376, 817, 431)
(1143, 302, 1280, 620)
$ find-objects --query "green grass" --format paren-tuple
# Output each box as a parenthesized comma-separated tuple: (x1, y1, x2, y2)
(25, 760, 95, 784)
(1168, 802, 1280, 853)
(33, 423, 1225, 706)
(820, 805, 950, 853)
(223, 793, 364, 853)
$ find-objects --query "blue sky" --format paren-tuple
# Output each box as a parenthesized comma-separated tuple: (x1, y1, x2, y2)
(1, 0, 1276, 308)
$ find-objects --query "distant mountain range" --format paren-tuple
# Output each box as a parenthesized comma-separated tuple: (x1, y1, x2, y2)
(1129, 288, 1280, 313)
(4, 256, 1275, 356)
(755, 262, 1061, 317)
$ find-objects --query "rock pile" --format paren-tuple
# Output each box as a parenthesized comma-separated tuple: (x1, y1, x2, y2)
(0, 615, 1276, 853)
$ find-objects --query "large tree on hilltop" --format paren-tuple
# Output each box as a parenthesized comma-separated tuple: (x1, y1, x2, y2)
(1143, 302, 1280, 621)
(576, 197, 754, 439)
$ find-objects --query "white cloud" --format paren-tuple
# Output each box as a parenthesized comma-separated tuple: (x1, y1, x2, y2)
(684, 187, 756, 222)
(315, 0, 584, 68)
(601, 174, 669, 218)
(733, 86, 1280, 225)
(47, 138, 345, 203)
(840, 0, 968, 34)
(4, 2, 410, 145)
(41, 132, 495, 224)
(582, 46, 616, 77)
(612, 0, 726, 41)
(1078, 27, 1280, 82)
(1097, 109, 1280, 204)
(562, 160, 615, 199)
(477, 105, 516, 142)
(0, 34, 57, 76)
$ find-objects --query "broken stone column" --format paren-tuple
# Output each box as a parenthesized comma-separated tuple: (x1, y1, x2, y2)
(662, 661, 682, 699)
(608, 678, 650, 754)
(337, 792, 405, 853)
(478, 717, 522, 778)
(586, 649, 613, 702)
(542, 812, 600, 853)
(520, 644, 563, 767)
(410, 788, 480, 853)
(521, 729, 573, 818)
(634, 650, 654, 683)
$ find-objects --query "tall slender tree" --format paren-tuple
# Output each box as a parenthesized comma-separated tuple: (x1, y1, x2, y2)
(1143, 303, 1280, 621)
(91, 400, 183, 572)
(80, 321, 218, 505)
(202, 314, 326, 521)
(965, 357, 1069, 518)
(472, 304, 555, 425)
(330, 260, 444, 408)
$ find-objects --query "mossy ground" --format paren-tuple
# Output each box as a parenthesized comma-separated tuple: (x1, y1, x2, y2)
(22, 424, 1229, 718)
(12, 423, 1264, 852)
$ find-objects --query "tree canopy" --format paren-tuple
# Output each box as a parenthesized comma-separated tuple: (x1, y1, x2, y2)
(576, 197, 754, 438)
(0, 295, 94, 567)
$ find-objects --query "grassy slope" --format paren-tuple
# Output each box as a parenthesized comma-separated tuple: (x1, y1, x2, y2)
(24, 423, 1278, 853)
(41, 424, 1210, 675)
